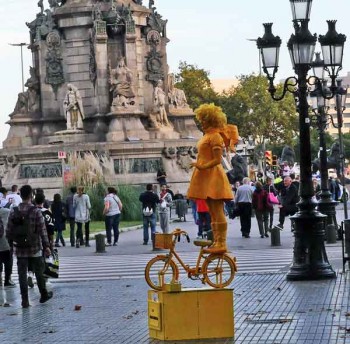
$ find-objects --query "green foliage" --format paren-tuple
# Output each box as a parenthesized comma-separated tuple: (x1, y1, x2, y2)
(174, 61, 218, 110)
(116, 184, 143, 221)
(85, 183, 107, 221)
(217, 74, 298, 145)
(63, 183, 143, 222)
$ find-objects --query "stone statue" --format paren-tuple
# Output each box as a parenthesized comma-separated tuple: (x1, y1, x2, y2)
(63, 84, 85, 130)
(13, 92, 28, 115)
(25, 67, 40, 113)
(109, 57, 135, 108)
(154, 80, 169, 126)
(168, 73, 189, 109)
(38, 0, 44, 14)
(312, 142, 341, 176)
(226, 154, 248, 184)
(281, 145, 296, 165)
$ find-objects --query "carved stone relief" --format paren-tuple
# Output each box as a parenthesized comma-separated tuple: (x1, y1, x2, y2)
(161, 146, 197, 172)
(19, 163, 62, 179)
(114, 158, 162, 174)
(45, 31, 64, 98)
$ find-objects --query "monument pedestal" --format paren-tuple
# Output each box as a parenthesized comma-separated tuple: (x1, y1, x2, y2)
(106, 112, 150, 141)
(148, 288, 234, 341)
(148, 126, 180, 140)
(41, 129, 98, 145)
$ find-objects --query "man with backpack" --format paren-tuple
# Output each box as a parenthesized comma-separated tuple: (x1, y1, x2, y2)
(6, 185, 53, 308)
(139, 184, 159, 249)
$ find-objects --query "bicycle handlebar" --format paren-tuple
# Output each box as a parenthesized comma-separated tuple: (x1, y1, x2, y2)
(172, 229, 190, 243)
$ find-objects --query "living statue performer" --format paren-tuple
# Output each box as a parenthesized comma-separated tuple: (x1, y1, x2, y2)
(154, 80, 169, 126)
(187, 103, 239, 253)
(63, 84, 84, 130)
(109, 57, 135, 108)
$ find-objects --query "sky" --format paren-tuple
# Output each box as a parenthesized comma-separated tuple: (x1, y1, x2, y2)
(1, 0, 350, 147)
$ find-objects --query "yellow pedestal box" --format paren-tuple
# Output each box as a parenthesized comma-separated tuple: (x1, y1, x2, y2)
(148, 287, 234, 340)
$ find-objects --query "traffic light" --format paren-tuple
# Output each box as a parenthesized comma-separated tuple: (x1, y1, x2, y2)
(272, 155, 278, 166)
(265, 150, 272, 165)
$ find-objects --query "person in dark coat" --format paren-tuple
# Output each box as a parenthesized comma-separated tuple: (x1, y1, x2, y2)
(252, 181, 270, 238)
(51, 194, 66, 247)
(276, 176, 299, 230)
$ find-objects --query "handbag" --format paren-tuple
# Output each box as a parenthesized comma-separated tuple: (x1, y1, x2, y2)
(267, 192, 280, 205)
(43, 249, 59, 279)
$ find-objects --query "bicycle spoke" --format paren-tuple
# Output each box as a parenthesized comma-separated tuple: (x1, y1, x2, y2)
(203, 254, 236, 288)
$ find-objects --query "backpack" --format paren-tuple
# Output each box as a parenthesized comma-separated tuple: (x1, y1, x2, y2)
(9, 206, 37, 248)
(143, 206, 153, 216)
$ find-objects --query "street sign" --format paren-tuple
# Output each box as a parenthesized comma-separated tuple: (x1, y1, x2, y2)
(58, 151, 66, 159)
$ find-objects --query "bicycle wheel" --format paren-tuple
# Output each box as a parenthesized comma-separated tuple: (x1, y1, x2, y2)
(202, 254, 237, 288)
(145, 255, 179, 291)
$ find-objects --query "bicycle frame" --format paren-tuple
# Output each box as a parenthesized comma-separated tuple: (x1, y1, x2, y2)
(157, 232, 209, 281)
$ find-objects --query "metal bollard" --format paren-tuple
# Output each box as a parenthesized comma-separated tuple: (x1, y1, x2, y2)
(326, 224, 337, 244)
(270, 226, 281, 246)
(95, 234, 106, 253)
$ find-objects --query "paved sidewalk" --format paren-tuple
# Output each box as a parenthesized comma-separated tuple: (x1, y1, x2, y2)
(0, 271, 349, 343)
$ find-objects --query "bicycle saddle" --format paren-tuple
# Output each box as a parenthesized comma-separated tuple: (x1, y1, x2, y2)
(193, 239, 212, 247)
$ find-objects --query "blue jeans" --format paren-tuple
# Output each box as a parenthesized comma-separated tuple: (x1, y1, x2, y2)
(143, 213, 156, 243)
(105, 214, 121, 244)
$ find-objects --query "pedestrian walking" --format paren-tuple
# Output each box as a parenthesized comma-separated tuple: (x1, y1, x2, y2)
(234, 177, 253, 238)
(263, 177, 278, 230)
(6, 185, 52, 308)
(276, 176, 299, 230)
(65, 186, 77, 247)
(158, 184, 172, 233)
(0, 206, 15, 287)
(73, 186, 91, 247)
(103, 187, 123, 246)
(51, 194, 66, 248)
(252, 181, 270, 238)
(139, 184, 159, 249)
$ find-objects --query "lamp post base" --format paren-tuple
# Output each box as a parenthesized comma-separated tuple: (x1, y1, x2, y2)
(287, 211, 336, 281)
(317, 197, 339, 244)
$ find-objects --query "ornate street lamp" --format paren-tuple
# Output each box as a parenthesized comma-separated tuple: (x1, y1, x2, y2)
(309, 74, 338, 244)
(257, 0, 346, 280)
(329, 80, 348, 219)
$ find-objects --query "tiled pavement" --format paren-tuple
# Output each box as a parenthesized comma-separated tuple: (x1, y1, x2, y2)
(0, 271, 349, 343)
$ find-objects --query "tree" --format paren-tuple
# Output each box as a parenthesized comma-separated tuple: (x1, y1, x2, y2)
(174, 61, 218, 110)
(217, 74, 298, 146)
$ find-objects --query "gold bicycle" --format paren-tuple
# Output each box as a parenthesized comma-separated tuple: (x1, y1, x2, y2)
(145, 229, 237, 291)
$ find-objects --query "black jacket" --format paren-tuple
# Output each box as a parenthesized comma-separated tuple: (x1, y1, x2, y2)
(280, 183, 299, 212)
(139, 191, 160, 212)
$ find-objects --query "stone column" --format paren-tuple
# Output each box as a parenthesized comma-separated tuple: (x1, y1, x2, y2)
(94, 20, 109, 114)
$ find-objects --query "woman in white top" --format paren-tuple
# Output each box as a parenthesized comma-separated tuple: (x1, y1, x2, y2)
(73, 186, 91, 248)
(103, 187, 123, 246)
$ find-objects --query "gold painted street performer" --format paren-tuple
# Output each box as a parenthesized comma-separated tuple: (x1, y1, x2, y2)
(187, 103, 239, 253)
(63, 84, 85, 130)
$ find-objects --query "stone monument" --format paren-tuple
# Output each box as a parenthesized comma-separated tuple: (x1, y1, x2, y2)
(0, 0, 201, 194)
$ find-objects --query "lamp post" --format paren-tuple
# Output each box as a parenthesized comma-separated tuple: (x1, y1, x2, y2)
(309, 73, 338, 244)
(9, 42, 28, 93)
(257, 0, 346, 280)
(331, 80, 348, 220)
